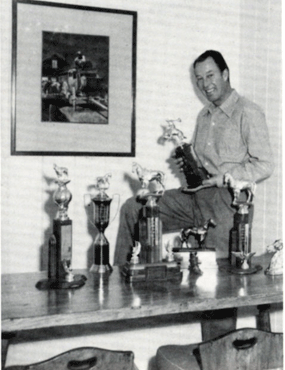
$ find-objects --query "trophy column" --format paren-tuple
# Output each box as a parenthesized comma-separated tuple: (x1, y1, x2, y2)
(122, 163, 182, 283)
(222, 173, 262, 275)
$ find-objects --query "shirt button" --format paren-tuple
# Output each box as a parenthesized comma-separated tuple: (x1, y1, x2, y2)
(208, 142, 211, 146)
(212, 122, 215, 126)
(204, 161, 208, 166)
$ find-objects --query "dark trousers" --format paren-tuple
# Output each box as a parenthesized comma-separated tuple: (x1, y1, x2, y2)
(114, 187, 235, 266)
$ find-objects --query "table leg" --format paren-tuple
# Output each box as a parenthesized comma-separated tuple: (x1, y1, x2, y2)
(201, 308, 237, 341)
(256, 304, 271, 331)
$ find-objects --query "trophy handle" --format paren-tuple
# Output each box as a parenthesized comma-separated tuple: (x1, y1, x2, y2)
(110, 193, 120, 224)
(84, 194, 96, 229)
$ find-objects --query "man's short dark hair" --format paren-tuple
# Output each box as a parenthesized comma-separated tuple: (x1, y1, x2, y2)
(193, 50, 229, 73)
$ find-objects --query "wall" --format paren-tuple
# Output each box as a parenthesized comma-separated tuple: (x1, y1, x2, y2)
(1, 0, 282, 369)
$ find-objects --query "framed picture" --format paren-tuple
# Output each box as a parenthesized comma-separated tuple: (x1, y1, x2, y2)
(11, 0, 137, 156)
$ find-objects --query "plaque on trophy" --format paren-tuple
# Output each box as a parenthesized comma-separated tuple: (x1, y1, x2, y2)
(162, 119, 212, 192)
(36, 164, 86, 290)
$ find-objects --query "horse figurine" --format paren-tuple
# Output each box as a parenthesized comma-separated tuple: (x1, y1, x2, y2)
(132, 162, 165, 192)
(130, 241, 141, 265)
(224, 173, 256, 205)
(54, 164, 70, 184)
(162, 119, 186, 147)
(95, 173, 112, 193)
(265, 239, 283, 276)
(180, 218, 217, 249)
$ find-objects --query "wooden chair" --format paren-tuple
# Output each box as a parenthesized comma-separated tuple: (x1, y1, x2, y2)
(156, 328, 283, 370)
(5, 346, 139, 370)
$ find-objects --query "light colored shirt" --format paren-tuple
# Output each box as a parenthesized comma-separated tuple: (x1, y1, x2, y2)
(192, 89, 273, 183)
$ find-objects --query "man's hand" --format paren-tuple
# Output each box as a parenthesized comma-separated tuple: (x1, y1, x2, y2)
(172, 155, 185, 172)
(202, 174, 225, 188)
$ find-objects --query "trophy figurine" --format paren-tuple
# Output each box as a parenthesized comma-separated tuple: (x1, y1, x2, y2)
(224, 173, 262, 274)
(176, 218, 216, 275)
(122, 163, 182, 283)
(36, 164, 86, 290)
(89, 173, 113, 273)
(162, 119, 212, 192)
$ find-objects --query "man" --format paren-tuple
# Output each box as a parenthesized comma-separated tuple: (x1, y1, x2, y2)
(114, 50, 273, 267)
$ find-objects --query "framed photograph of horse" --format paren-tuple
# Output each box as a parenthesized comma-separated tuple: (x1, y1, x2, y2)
(11, 0, 137, 156)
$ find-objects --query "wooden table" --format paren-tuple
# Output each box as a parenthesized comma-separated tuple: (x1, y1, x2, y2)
(2, 255, 283, 367)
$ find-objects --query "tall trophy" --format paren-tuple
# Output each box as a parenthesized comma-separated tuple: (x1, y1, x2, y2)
(36, 164, 86, 290)
(122, 163, 182, 283)
(223, 173, 262, 274)
(87, 173, 114, 273)
(162, 119, 212, 192)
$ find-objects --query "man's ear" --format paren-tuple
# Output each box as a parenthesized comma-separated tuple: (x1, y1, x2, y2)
(222, 69, 229, 81)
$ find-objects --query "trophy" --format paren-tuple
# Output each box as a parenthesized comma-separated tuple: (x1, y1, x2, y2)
(36, 164, 86, 290)
(162, 119, 212, 192)
(223, 173, 262, 275)
(172, 218, 216, 275)
(87, 173, 115, 273)
(122, 163, 182, 283)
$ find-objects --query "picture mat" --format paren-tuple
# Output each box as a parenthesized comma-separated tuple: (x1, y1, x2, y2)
(15, 2, 134, 154)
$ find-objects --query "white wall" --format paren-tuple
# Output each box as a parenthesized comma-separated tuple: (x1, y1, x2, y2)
(1, 0, 282, 369)
(1, 0, 282, 273)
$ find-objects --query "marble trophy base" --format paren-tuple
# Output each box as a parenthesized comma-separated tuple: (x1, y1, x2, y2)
(122, 261, 182, 283)
(90, 263, 113, 273)
(36, 274, 87, 290)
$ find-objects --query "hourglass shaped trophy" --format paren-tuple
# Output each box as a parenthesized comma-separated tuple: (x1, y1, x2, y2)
(89, 173, 113, 273)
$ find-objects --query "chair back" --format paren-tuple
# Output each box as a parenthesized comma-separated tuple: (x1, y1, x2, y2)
(5, 346, 137, 370)
(198, 328, 283, 370)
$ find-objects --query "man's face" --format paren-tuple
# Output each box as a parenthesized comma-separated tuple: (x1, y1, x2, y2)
(194, 57, 230, 106)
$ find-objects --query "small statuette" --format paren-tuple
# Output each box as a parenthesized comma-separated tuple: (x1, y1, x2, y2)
(95, 173, 112, 195)
(132, 162, 165, 196)
(224, 173, 256, 206)
(180, 218, 216, 249)
(165, 241, 174, 262)
(130, 241, 141, 265)
(231, 252, 256, 270)
(162, 118, 185, 147)
(265, 239, 283, 276)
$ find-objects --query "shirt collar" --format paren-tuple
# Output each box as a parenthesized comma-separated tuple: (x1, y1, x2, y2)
(203, 89, 239, 117)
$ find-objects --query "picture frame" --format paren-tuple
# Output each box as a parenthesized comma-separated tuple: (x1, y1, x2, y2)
(11, 0, 137, 156)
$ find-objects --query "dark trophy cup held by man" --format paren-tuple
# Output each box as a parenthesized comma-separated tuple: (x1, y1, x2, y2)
(163, 119, 212, 192)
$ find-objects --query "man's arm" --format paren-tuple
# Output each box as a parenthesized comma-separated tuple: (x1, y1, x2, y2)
(203, 104, 274, 187)
(227, 107, 274, 183)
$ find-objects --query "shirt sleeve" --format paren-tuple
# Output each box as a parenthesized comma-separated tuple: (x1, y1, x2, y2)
(227, 105, 274, 183)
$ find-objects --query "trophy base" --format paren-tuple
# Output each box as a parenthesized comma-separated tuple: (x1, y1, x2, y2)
(219, 264, 263, 275)
(121, 261, 182, 283)
(90, 263, 113, 274)
(35, 274, 87, 290)
(172, 247, 216, 275)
